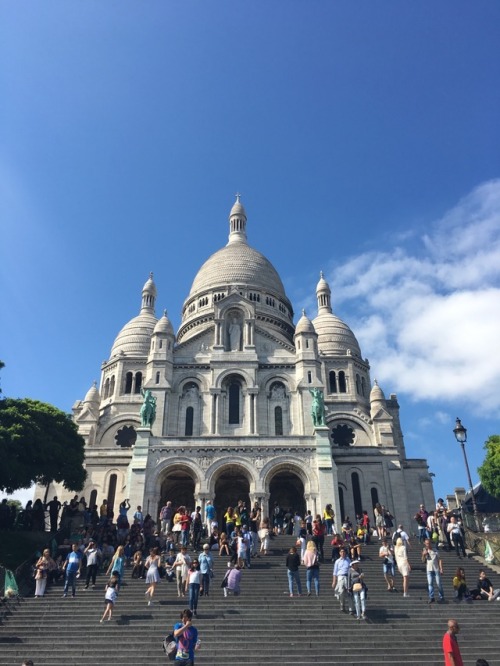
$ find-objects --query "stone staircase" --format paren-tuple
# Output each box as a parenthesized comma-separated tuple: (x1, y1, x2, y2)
(1, 535, 500, 665)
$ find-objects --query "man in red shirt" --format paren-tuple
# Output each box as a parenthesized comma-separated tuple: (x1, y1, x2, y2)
(442, 619, 463, 666)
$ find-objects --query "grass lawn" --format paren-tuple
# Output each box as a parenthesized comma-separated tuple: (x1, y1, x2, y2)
(0, 530, 54, 570)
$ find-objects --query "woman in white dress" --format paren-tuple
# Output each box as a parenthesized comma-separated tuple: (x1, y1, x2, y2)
(394, 537, 411, 597)
(34, 549, 56, 597)
(145, 547, 161, 605)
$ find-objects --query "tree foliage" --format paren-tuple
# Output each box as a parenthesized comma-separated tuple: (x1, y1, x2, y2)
(478, 435, 500, 500)
(0, 398, 87, 494)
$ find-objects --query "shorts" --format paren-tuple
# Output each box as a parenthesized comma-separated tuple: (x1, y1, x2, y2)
(383, 563, 395, 576)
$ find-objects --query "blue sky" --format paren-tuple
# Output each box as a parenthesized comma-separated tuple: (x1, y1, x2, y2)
(2, 1, 499, 506)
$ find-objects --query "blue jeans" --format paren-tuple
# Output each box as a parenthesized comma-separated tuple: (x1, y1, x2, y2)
(63, 570, 77, 596)
(306, 567, 319, 595)
(181, 530, 189, 547)
(201, 572, 211, 596)
(351, 588, 366, 618)
(189, 582, 200, 611)
(427, 570, 444, 600)
(287, 569, 302, 595)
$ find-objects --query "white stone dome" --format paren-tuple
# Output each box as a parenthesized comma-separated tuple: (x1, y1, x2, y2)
(84, 382, 100, 404)
(370, 379, 386, 403)
(110, 312, 158, 357)
(295, 310, 315, 335)
(312, 311, 362, 357)
(154, 310, 174, 336)
(188, 242, 287, 298)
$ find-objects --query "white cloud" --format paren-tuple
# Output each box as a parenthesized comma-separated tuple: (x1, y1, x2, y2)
(328, 179, 500, 416)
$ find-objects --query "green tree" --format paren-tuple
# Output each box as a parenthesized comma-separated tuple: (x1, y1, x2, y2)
(0, 398, 87, 494)
(478, 435, 500, 500)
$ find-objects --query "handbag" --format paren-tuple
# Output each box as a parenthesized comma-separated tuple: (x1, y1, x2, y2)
(352, 582, 363, 592)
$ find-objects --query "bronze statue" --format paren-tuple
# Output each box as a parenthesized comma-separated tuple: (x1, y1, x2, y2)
(140, 388, 157, 428)
(309, 387, 325, 427)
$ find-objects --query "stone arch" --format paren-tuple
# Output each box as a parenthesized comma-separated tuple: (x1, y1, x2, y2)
(264, 462, 309, 520)
(153, 461, 200, 519)
(328, 414, 372, 447)
(208, 460, 256, 529)
(98, 416, 141, 448)
(214, 368, 255, 390)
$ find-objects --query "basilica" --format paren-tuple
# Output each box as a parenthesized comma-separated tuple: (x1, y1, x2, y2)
(54, 197, 435, 528)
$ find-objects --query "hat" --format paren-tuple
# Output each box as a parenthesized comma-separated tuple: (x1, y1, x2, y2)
(203, 544, 210, 550)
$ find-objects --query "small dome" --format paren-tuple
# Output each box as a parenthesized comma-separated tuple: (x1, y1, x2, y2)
(142, 273, 157, 298)
(110, 312, 157, 357)
(370, 380, 386, 403)
(84, 382, 100, 404)
(295, 309, 315, 335)
(312, 311, 362, 357)
(154, 310, 174, 336)
(316, 272, 330, 294)
(230, 196, 247, 219)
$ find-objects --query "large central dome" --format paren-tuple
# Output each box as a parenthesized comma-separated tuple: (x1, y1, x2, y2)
(189, 241, 286, 297)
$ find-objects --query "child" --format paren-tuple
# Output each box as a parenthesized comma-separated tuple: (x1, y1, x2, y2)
(100, 578, 118, 622)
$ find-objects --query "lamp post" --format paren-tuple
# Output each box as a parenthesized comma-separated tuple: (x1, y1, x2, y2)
(453, 417, 479, 530)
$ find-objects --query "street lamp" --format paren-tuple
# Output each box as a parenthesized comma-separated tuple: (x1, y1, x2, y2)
(453, 417, 479, 530)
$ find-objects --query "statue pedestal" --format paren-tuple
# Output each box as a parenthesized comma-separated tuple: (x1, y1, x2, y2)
(127, 428, 151, 512)
(314, 426, 341, 526)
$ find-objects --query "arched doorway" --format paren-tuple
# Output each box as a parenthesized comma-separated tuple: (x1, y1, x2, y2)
(159, 467, 196, 519)
(268, 470, 306, 518)
(214, 467, 250, 531)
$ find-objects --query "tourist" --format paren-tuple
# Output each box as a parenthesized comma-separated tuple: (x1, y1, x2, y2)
(349, 560, 366, 620)
(224, 506, 235, 536)
(452, 567, 469, 602)
(205, 500, 216, 536)
(106, 545, 125, 590)
(259, 518, 270, 556)
(174, 546, 192, 597)
(188, 560, 201, 616)
(298, 520, 308, 563)
(62, 543, 82, 598)
(45, 496, 61, 533)
(100, 578, 118, 623)
(332, 547, 351, 611)
(312, 514, 325, 561)
(447, 516, 466, 559)
(34, 548, 56, 598)
(379, 538, 396, 592)
(83, 540, 101, 589)
(323, 504, 335, 536)
(442, 619, 463, 666)
(160, 500, 173, 534)
(303, 540, 320, 597)
(218, 531, 230, 556)
(373, 503, 385, 540)
(471, 569, 500, 601)
(198, 543, 214, 597)
(173, 609, 200, 664)
(131, 549, 144, 579)
(395, 537, 411, 598)
(223, 563, 242, 597)
(144, 546, 161, 605)
(422, 537, 444, 604)
(286, 546, 302, 597)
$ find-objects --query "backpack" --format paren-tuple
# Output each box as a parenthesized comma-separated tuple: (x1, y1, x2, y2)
(162, 633, 177, 661)
(392, 530, 403, 545)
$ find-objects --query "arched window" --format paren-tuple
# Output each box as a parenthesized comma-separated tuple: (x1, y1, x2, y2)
(109, 375, 115, 396)
(307, 371, 312, 384)
(124, 372, 133, 394)
(228, 381, 240, 424)
(274, 406, 283, 436)
(103, 378, 110, 399)
(134, 372, 142, 394)
(352, 472, 362, 516)
(371, 487, 379, 508)
(338, 371, 347, 393)
(89, 489, 98, 510)
(185, 406, 194, 436)
(329, 371, 337, 393)
(361, 377, 366, 397)
(155, 371, 160, 384)
(338, 486, 345, 523)
(107, 474, 117, 516)
(356, 374, 361, 395)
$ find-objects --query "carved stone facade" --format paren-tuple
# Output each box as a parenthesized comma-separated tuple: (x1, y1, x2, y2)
(43, 197, 435, 528)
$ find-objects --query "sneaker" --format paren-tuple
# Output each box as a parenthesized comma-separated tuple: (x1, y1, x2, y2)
(428, 598, 435, 604)
(100, 619, 104, 623)
(403, 593, 410, 598)
(62, 594, 67, 598)
(290, 593, 294, 597)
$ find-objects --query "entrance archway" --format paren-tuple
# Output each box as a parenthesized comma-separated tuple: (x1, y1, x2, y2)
(159, 467, 196, 518)
(268, 470, 306, 518)
(214, 468, 250, 531)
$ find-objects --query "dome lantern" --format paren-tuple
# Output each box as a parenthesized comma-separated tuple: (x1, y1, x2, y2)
(228, 193, 248, 244)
